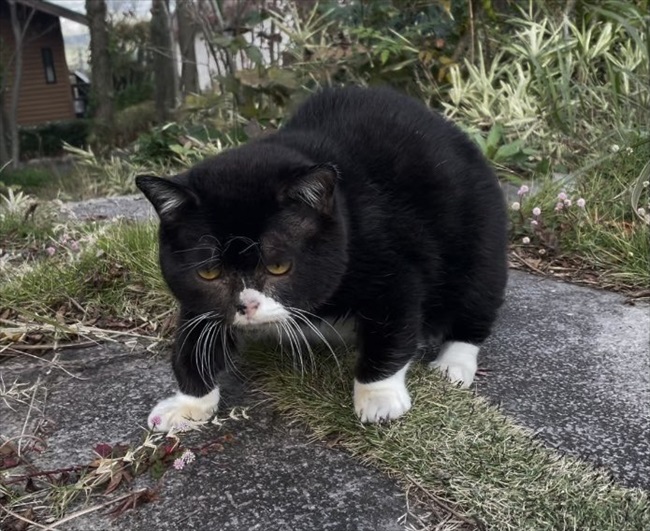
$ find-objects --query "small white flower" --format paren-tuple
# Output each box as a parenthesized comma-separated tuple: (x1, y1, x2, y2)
(643, 181, 649, 188)
(638, 207, 646, 216)
(610, 144, 620, 153)
(564, 199, 572, 207)
(181, 449, 196, 464)
(532, 207, 541, 217)
(557, 192, 568, 201)
(576, 198, 586, 208)
(522, 237, 530, 244)
(531, 220, 539, 227)
(511, 202, 521, 211)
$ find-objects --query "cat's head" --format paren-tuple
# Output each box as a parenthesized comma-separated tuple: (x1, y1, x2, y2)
(136, 143, 348, 329)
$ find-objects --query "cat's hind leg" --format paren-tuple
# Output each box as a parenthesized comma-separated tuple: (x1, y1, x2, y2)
(148, 310, 229, 431)
(429, 312, 496, 388)
(430, 341, 478, 388)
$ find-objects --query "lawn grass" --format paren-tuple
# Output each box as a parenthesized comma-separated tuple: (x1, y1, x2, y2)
(0, 220, 172, 338)
(245, 347, 650, 531)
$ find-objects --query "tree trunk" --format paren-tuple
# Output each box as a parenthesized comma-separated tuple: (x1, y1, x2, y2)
(151, 0, 177, 122)
(0, 95, 9, 165)
(85, 0, 114, 144)
(7, 0, 34, 168)
(177, 0, 199, 95)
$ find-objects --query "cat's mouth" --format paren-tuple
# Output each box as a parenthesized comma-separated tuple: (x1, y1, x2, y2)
(231, 288, 290, 327)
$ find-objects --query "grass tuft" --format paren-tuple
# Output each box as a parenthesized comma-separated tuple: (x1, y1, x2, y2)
(246, 348, 650, 531)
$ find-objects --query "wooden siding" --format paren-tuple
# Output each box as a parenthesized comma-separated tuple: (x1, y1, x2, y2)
(0, 6, 75, 126)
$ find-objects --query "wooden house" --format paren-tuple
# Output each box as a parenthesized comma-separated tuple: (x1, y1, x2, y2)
(0, 0, 87, 126)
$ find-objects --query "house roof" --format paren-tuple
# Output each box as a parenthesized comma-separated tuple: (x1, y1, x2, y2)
(13, 0, 88, 25)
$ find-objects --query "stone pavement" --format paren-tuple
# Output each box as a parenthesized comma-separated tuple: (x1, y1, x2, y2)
(1, 345, 411, 531)
(481, 271, 650, 490)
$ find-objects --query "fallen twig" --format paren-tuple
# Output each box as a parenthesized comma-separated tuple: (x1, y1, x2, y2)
(406, 474, 483, 529)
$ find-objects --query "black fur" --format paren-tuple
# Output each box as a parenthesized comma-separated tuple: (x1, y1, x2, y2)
(137, 86, 508, 398)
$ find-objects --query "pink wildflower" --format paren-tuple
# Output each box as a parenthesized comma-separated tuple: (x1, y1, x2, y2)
(522, 237, 530, 244)
(151, 415, 162, 428)
(511, 202, 521, 211)
(69, 240, 80, 252)
(181, 449, 196, 464)
(45, 246, 56, 256)
(576, 198, 586, 208)
(517, 185, 529, 196)
(173, 450, 196, 471)
(554, 202, 564, 212)
(532, 207, 541, 217)
(557, 192, 568, 201)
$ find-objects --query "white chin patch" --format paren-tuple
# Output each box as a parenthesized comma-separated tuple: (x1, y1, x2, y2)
(353, 364, 412, 423)
(148, 388, 220, 432)
(232, 288, 289, 327)
(430, 341, 479, 387)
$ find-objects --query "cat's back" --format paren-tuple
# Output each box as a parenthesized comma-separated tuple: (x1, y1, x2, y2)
(283, 86, 465, 150)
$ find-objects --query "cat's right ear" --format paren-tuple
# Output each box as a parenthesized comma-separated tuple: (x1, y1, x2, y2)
(135, 175, 196, 221)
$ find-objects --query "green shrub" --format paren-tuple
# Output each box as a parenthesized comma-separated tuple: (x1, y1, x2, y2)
(0, 167, 51, 190)
(132, 122, 233, 166)
(113, 100, 158, 146)
(19, 120, 90, 159)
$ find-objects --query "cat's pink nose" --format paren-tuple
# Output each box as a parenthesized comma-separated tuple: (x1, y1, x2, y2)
(236, 301, 260, 317)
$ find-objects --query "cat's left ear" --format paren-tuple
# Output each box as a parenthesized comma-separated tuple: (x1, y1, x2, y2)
(283, 163, 339, 214)
(135, 175, 197, 221)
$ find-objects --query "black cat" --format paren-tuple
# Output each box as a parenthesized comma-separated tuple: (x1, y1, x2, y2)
(137, 86, 508, 431)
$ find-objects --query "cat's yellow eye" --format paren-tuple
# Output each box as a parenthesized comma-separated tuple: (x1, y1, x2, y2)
(197, 267, 221, 281)
(266, 261, 292, 276)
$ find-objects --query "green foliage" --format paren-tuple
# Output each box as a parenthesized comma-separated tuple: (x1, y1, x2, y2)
(19, 120, 90, 159)
(132, 122, 228, 166)
(466, 123, 541, 179)
(442, 2, 649, 171)
(63, 144, 161, 197)
(113, 100, 157, 146)
(0, 167, 51, 191)
(310, 0, 465, 88)
(108, 14, 154, 111)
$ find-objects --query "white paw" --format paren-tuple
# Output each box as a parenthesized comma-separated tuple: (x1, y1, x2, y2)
(148, 388, 220, 432)
(430, 342, 479, 388)
(353, 365, 411, 423)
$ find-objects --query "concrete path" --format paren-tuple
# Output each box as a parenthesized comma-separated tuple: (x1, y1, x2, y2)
(481, 271, 649, 490)
(1, 346, 412, 531)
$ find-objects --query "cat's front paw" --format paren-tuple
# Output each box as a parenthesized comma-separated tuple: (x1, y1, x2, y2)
(148, 389, 220, 432)
(353, 366, 411, 423)
(430, 341, 479, 388)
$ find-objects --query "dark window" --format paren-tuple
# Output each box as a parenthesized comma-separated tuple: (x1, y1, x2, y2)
(41, 48, 56, 84)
